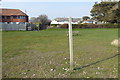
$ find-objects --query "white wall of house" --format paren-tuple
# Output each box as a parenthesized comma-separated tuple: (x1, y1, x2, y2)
(1, 22, 28, 24)
(51, 20, 78, 25)
(81, 21, 93, 24)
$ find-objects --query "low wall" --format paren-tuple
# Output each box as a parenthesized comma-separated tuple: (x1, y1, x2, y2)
(0, 24, 26, 31)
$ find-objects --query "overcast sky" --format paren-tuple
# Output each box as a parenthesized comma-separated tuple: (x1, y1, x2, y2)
(1, 0, 102, 20)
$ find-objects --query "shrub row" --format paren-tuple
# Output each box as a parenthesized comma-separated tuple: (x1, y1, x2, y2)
(51, 24, 120, 29)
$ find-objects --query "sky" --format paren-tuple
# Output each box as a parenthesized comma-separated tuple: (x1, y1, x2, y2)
(1, 0, 102, 20)
(2, 0, 101, 2)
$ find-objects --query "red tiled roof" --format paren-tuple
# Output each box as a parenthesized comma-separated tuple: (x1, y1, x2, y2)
(1, 8, 28, 16)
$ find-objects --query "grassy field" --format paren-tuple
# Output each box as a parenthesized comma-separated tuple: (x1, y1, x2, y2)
(2, 28, 119, 78)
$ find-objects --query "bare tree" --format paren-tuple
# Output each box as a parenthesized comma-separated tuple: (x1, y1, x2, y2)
(30, 17, 37, 23)
(37, 15, 50, 25)
(30, 14, 51, 30)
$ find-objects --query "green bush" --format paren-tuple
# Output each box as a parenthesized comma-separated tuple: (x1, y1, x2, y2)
(59, 24, 68, 28)
(77, 24, 119, 28)
(50, 24, 59, 27)
(50, 23, 120, 29)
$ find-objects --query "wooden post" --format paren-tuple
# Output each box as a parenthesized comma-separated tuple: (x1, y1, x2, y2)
(38, 24, 40, 31)
(69, 17, 73, 70)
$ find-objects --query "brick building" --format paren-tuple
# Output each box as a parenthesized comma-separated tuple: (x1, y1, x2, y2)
(0, 8, 29, 24)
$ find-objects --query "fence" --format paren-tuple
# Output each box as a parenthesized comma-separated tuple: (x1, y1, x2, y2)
(0, 23, 37, 31)
(0, 24, 26, 31)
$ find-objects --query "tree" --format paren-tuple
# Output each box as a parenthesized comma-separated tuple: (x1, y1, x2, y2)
(82, 16, 90, 21)
(30, 17, 37, 23)
(90, 1, 119, 23)
(30, 14, 51, 30)
(37, 15, 51, 25)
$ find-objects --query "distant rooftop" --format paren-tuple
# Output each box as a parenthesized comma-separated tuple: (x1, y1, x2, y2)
(54, 17, 82, 22)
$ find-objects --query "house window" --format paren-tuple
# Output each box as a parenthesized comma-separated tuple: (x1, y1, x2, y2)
(7, 22, 10, 24)
(18, 16, 26, 19)
(6, 16, 11, 19)
(13, 16, 17, 19)
(1, 16, 5, 19)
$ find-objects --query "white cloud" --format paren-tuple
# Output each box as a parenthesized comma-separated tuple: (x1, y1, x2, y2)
(2, 0, 101, 2)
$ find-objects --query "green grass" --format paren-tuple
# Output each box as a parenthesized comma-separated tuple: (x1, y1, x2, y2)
(2, 28, 118, 78)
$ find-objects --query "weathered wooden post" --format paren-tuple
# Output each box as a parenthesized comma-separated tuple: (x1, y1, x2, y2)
(69, 17, 73, 70)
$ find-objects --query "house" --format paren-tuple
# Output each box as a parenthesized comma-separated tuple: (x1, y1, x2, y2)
(0, 8, 28, 24)
(51, 20, 78, 25)
(51, 17, 82, 25)
(81, 19, 94, 24)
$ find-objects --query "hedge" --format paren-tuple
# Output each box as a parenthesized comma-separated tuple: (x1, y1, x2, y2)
(52, 23, 120, 29)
